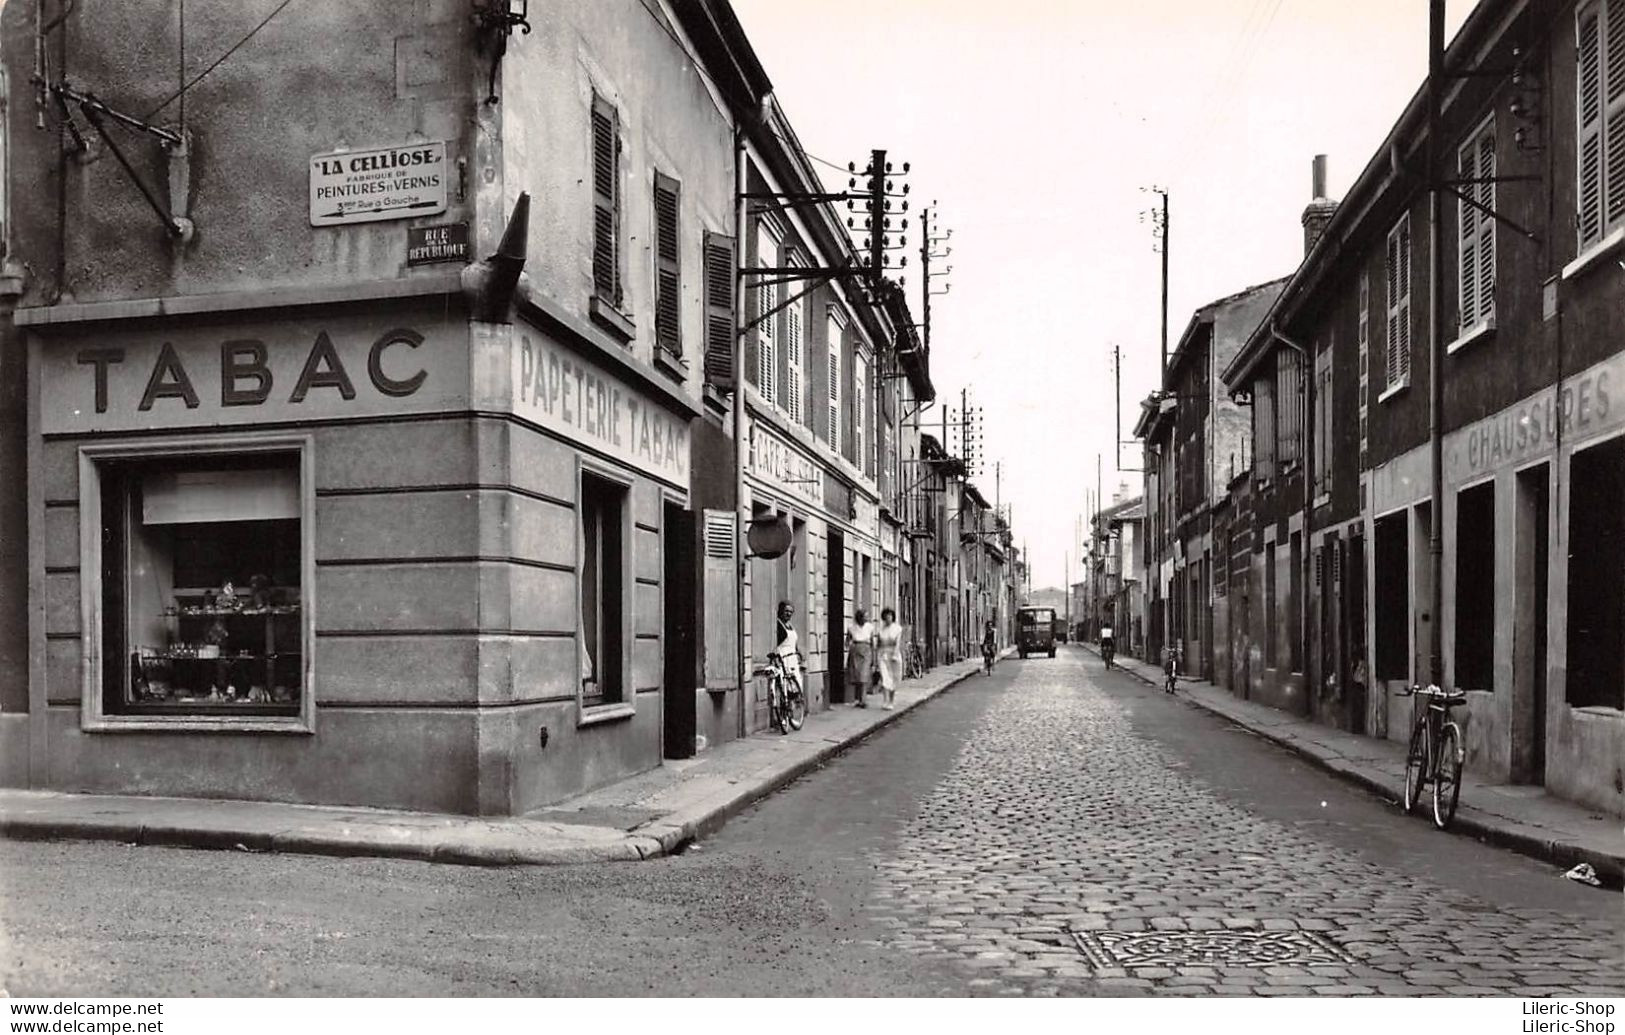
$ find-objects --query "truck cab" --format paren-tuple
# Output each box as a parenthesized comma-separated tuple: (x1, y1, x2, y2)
(1016, 606, 1056, 659)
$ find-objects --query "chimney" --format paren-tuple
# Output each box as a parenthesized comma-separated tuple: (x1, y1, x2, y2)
(1301, 154, 1338, 255)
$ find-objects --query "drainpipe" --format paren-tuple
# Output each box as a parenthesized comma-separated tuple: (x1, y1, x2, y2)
(1271, 321, 1314, 717)
(1425, 0, 1447, 689)
(733, 121, 749, 742)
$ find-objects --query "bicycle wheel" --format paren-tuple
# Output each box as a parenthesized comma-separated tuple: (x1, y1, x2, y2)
(785, 675, 806, 731)
(1402, 722, 1426, 813)
(1432, 722, 1463, 829)
(770, 678, 788, 734)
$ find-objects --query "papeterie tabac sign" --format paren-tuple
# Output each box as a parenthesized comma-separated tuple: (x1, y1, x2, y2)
(511, 332, 691, 491)
(309, 142, 448, 226)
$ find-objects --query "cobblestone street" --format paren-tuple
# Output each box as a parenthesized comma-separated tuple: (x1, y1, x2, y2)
(856, 648, 1623, 996)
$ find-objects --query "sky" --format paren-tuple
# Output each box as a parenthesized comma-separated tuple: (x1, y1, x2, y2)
(730, 0, 1473, 590)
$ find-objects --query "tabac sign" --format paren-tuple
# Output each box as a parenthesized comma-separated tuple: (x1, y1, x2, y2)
(38, 311, 468, 435)
(512, 333, 690, 490)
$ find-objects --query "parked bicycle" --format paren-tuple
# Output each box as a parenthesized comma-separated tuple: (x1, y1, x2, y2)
(904, 639, 925, 680)
(758, 651, 807, 735)
(1399, 683, 1467, 829)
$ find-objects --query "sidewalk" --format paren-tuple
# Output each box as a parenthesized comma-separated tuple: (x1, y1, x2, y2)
(1084, 642, 1624, 883)
(0, 653, 999, 867)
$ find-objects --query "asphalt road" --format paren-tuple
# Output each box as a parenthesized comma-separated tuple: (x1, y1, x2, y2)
(1, 645, 1618, 996)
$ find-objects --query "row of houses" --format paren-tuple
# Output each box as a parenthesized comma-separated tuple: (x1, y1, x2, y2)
(0, 0, 1019, 816)
(1106, 0, 1623, 818)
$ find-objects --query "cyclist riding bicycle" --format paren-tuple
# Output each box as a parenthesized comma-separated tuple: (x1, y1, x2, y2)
(981, 619, 997, 674)
(1100, 624, 1115, 668)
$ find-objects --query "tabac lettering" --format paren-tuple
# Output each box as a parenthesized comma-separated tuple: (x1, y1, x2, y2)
(139, 342, 201, 411)
(368, 329, 428, 397)
(289, 332, 358, 403)
(221, 340, 272, 407)
(76, 348, 124, 414)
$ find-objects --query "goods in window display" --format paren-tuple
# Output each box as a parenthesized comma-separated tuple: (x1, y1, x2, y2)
(127, 586, 302, 710)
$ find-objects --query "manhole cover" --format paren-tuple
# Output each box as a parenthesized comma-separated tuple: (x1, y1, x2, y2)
(1069, 929, 1357, 968)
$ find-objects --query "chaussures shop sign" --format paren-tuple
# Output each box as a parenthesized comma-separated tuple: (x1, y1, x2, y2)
(39, 310, 469, 435)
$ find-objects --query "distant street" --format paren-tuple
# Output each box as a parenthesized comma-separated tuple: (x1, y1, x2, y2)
(2, 646, 1618, 997)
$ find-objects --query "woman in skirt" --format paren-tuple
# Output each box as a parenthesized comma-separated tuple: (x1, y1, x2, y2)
(874, 607, 904, 710)
(845, 609, 876, 707)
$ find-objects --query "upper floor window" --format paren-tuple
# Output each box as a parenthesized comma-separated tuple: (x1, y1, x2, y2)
(1384, 214, 1413, 393)
(785, 254, 806, 425)
(653, 173, 682, 358)
(826, 310, 844, 450)
(1254, 374, 1277, 482)
(854, 352, 869, 475)
(1313, 342, 1333, 496)
(1457, 118, 1497, 331)
(591, 94, 624, 310)
(755, 221, 782, 403)
(1577, 0, 1625, 250)
(1276, 349, 1304, 466)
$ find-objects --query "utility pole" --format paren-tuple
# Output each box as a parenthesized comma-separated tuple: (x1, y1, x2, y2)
(921, 205, 931, 352)
(1160, 189, 1170, 386)
(1426, 0, 1446, 687)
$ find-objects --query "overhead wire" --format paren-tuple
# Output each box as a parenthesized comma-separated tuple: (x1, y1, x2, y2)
(143, 0, 298, 121)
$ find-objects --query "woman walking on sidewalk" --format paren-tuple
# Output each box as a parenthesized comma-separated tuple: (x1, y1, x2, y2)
(845, 609, 876, 708)
(874, 607, 904, 709)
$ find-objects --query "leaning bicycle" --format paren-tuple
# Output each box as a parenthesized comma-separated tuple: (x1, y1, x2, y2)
(903, 640, 925, 680)
(760, 651, 807, 735)
(1399, 683, 1467, 829)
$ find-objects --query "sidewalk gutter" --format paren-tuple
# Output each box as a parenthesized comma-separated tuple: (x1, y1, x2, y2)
(1084, 643, 1625, 885)
(0, 655, 1000, 868)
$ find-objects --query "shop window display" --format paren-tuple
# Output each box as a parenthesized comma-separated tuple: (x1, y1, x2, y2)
(100, 455, 303, 716)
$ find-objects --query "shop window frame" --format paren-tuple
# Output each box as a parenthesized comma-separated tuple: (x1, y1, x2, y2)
(576, 459, 635, 727)
(77, 434, 316, 734)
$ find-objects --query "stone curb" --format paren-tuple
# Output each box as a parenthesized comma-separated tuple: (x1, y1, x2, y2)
(629, 657, 996, 858)
(0, 660, 991, 868)
(1087, 644, 1624, 884)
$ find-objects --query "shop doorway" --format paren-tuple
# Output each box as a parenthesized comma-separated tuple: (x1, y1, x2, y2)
(1565, 436, 1624, 710)
(826, 529, 846, 703)
(663, 503, 697, 759)
(1514, 464, 1549, 785)
(1344, 534, 1368, 735)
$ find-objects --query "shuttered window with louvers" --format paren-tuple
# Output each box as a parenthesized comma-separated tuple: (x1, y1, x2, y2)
(1456, 118, 1496, 333)
(703, 232, 735, 387)
(1358, 269, 1370, 461)
(755, 223, 780, 402)
(1577, 0, 1625, 249)
(785, 258, 805, 424)
(1385, 214, 1412, 392)
(654, 173, 681, 356)
(826, 312, 843, 451)
(591, 95, 622, 307)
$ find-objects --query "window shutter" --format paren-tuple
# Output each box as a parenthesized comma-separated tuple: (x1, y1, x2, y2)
(758, 279, 777, 402)
(827, 319, 842, 449)
(703, 232, 735, 387)
(654, 174, 681, 356)
(1605, 0, 1625, 229)
(1398, 219, 1412, 385)
(591, 97, 621, 305)
(1458, 140, 1479, 329)
(702, 510, 739, 684)
(1579, 5, 1605, 247)
(1478, 129, 1496, 320)
(786, 284, 804, 424)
